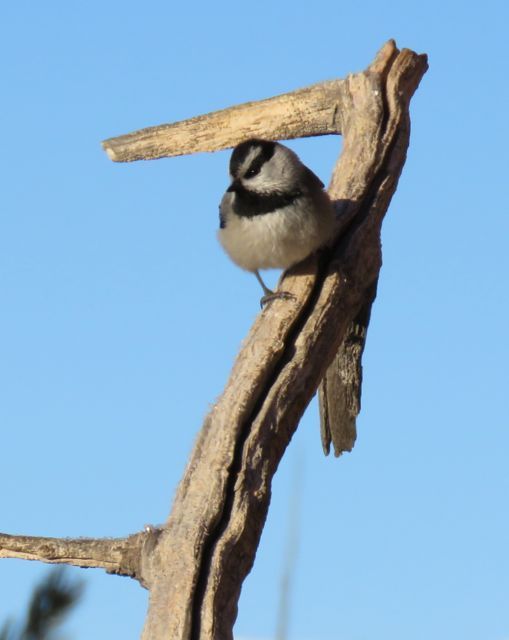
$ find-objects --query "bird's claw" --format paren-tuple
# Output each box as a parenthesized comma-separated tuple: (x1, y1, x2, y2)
(260, 290, 296, 307)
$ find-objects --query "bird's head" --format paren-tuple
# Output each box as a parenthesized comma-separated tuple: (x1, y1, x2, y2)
(227, 139, 303, 196)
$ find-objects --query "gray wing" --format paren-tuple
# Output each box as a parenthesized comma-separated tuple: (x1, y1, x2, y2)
(301, 165, 325, 192)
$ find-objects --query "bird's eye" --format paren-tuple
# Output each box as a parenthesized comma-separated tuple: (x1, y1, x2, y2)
(245, 167, 260, 179)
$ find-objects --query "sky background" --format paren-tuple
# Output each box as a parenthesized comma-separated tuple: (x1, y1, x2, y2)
(1, 1, 508, 639)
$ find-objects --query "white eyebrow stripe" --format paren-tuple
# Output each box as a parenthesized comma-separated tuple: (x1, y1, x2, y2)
(242, 147, 261, 173)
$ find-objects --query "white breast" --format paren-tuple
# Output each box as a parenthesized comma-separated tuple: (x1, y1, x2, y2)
(218, 193, 334, 272)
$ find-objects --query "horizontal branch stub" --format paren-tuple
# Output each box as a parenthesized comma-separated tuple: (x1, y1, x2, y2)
(0, 531, 146, 579)
(101, 80, 344, 162)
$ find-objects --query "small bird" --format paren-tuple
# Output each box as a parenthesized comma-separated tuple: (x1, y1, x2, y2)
(218, 139, 335, 303)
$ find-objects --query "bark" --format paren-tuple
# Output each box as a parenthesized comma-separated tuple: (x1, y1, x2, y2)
(0, 531, 149, 582)
(319, 282, 377, 456)
(1, 40, 427, 640)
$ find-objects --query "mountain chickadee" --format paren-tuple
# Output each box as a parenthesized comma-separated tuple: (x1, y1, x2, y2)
(218, 139, 335, 303)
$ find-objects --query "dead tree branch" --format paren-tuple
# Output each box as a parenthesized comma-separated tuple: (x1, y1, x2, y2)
(102, 81, 345, 162)
(0, 531, 151, 582)
(137, 40, 427, 640)
(1, 40, 427, 640)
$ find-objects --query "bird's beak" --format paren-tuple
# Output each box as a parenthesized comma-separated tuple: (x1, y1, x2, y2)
(227, 179, 242, 193)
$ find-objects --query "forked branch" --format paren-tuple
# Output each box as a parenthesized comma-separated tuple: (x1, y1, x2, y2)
(133, 40, 427, 640)
(1, 40, 427, 640)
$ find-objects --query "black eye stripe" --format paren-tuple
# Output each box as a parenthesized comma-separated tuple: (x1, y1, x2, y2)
(244, 156, 265, 178)
(230, 139, 276, 178)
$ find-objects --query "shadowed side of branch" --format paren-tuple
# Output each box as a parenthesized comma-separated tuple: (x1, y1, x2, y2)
(319, 281, 377, 456)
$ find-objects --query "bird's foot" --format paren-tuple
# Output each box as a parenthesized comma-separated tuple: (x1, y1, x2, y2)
(260, 290, 296, 307)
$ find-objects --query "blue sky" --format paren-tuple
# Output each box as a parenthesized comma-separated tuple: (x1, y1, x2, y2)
(1, 1, 508, 639)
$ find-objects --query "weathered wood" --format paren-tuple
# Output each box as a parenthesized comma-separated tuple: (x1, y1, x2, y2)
(0, 40, 427, 640)
(139, 41, 428, 640)
(102, 81, 345, 162)
(0, 531, 149, 581)
(319, 280, 377, 456)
